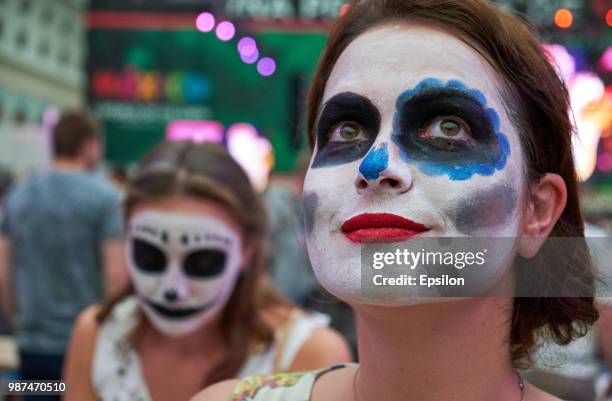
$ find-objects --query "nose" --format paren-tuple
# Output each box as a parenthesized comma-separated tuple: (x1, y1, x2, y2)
(164, 289, 178, 302)
(160, 261, 191, 303)
(355, 143, 412, 195)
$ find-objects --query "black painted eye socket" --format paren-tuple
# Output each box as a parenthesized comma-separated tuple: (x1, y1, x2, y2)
(132, 239, 166, 273)
(392, 87, 502, 168)
(311, 92, 380, 168)
(184, 250, 226, 278)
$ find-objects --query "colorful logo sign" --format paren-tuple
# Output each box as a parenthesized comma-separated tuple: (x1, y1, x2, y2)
(91, 67, 212, 104)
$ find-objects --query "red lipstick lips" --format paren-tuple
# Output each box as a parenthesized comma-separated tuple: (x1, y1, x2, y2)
(341, 213, 429, 243)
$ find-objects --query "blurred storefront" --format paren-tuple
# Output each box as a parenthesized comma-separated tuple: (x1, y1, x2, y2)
(0, 0, 88, 172)
(86, 0, 345, 172)
(0, 0, 609, 211)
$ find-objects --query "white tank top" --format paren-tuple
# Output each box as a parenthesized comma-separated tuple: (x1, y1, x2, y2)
(92, 297, 330, 401)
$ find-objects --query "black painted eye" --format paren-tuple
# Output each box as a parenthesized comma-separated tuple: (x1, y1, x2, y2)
(311, 92, 380, 168)
(184, 250, 226, 278)
(329, 121, 368, 142)
(132, 239, 166, 273)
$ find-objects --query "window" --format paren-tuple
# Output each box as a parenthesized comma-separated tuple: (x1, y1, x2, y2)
(14, 109, 26, 125)
(41, 6, 54, 25)
(37, 40, 50, 58)
(60, 17, 73, 36)
(15, 30, 28, 49)
(58, 49, 70, 65)
(18, 0, 32, 15)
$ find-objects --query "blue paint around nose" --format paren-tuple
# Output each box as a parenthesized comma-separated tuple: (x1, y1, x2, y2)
(359, 143, 389, 181)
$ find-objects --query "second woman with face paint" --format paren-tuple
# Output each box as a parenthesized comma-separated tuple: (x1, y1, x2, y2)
(62, 142, 351, 401)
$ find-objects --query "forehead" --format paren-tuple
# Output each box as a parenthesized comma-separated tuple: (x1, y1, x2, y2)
(129, 197, 243, 235)
(128, 211, 237, 249)
(323, 24, 505, 113)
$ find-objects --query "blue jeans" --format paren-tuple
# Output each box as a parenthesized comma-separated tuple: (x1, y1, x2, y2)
(18, 350, 64, 401)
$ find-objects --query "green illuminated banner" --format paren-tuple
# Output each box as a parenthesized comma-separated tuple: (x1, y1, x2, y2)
(88, 25, 327, 170)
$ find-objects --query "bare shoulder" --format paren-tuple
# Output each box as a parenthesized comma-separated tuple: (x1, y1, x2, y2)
(290, 325, 353, 371)
(300, 326, 352, 357)
(63, 305, 103, 401)
(190, 379, 238, 401)
(260, 305, 352, 370)
(74, 305, 102, 337)
(66, 305, 101, 364)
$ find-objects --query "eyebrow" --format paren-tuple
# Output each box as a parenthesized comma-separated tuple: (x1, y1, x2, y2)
(396, 78, 489, 107)
(397, 88, 488, 122)
(395, 87, 487, 119)
(318, 92, 380, 118)
(318, 90, 366, 111)
(132, 225, 159, 236)
(315, 92, 382, 140)
(395, 79, 503, 131)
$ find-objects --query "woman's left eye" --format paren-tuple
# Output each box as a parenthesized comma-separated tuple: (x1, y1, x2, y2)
(418, 116, 473, 142)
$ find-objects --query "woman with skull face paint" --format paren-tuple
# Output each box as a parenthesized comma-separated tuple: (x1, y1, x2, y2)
(62, 142, 352, 401)
(193, 1, 600, 401)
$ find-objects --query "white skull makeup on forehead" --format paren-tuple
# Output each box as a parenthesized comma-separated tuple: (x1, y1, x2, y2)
(303, 24, 526, 306)
(127, 210, 243, 336)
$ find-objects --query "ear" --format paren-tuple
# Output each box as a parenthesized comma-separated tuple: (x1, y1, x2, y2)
(78, 138, 96, 160)
(240, 243, 256, 270)
(76, 140, 89, 158)
(517, 173, 567, 258)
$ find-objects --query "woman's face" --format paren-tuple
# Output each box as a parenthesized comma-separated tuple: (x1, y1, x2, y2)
(126, 196, 245, 336)
(303, 24, 528, 305)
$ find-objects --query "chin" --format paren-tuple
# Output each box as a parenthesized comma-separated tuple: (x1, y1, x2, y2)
(332, 287, 460, 307)
(308, 227, 518, 306)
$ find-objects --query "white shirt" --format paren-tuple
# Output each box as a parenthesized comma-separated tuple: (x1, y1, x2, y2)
(92, 297, 330, 401)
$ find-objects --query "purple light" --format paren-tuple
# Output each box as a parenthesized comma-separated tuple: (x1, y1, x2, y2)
(257, 57, 276, 76)
(166, 120, 224, 144)
(216, 21, 235, 41)
(238, 37, 256, 53)
(598, 153, 612, 172)
(238, 37, 258, 64)
(543, 43, 575, 82)
(600, 47, 612, 72)
(195, 12, 215, 33)
(241, 44, 258, 57)
(240, 47, 259, 64)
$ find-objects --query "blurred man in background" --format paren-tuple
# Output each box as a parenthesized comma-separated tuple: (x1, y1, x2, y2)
(0, 166, 14, 336)
(0, 167, 13, 207)
(0, 111, 125, 400)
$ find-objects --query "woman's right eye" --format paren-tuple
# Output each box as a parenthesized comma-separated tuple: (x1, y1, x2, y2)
(328, 121, 368, 142)
(132, 239, 166, 273)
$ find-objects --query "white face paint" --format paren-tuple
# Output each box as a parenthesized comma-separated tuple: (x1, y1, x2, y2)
(126, 210, 243, 336)
(303, 24, 526, 306)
